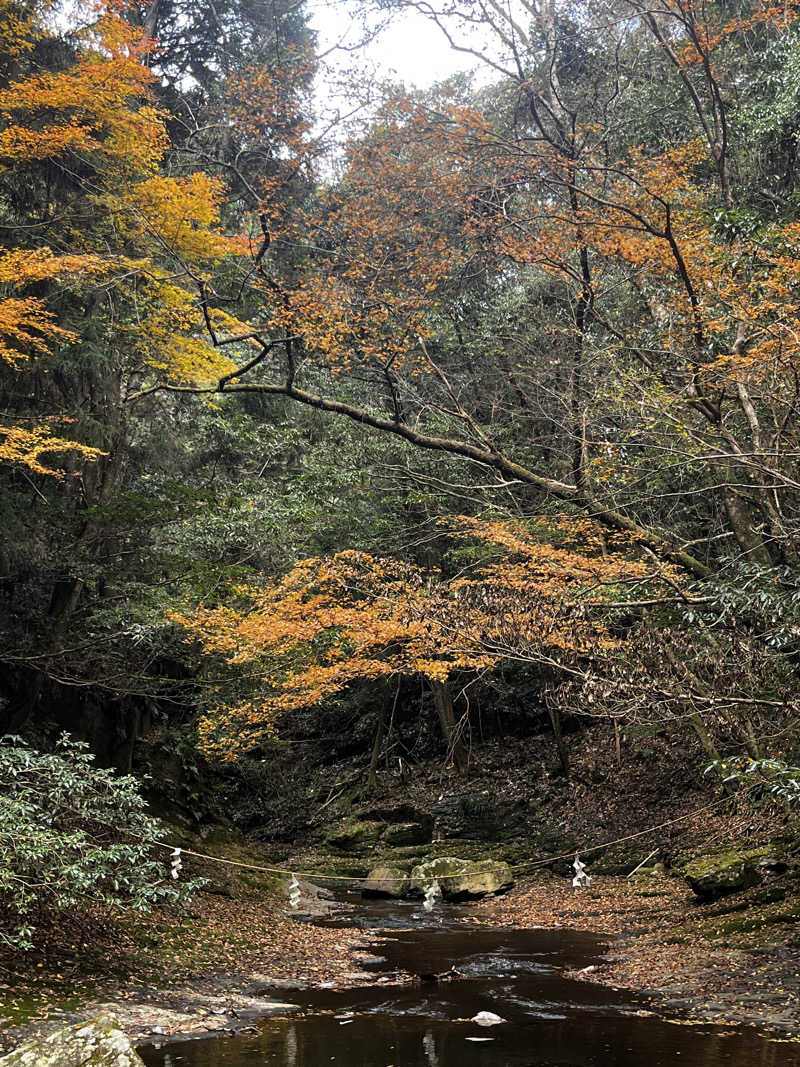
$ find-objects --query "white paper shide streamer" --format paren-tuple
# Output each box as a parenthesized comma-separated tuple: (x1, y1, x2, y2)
(288, 874, 301, 909)
(423, 879, 441, 913)
(170, 847, 183, 880)
(572, 854, 591, 888)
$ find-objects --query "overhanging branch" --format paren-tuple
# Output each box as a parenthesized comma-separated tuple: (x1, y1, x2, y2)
(128, 370, 710, 577)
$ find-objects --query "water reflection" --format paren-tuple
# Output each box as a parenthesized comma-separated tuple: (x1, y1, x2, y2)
(285, 1021, 296, 1067)
(423, 1028, 439, 1067)
(138, 902, 799, 1067)
(139, 1009, 797, 1067)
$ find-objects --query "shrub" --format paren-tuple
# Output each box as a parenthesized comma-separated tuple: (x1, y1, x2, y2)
(0, 734, 198, 949)
(707, 756, 800, 806)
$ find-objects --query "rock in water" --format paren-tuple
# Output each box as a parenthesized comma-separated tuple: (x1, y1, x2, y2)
(361, 865, 410, 898)
(0, 1014, 144, 1066)
(409, 857, 513, 900)
(471, 1011, 506, 1026)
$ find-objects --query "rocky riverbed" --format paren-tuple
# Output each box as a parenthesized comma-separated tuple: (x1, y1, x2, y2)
(4, 728, 800, 1055)
(4, 870, 799, 1054)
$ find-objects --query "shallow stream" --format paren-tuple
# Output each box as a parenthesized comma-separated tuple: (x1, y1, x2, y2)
(138, 898, 800, 1066)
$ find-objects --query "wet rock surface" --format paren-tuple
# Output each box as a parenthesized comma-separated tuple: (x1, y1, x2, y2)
(0, 988, 305, 1051)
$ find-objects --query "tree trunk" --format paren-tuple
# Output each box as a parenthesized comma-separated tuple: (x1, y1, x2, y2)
(548, 703, 570, 776)
(741, 716, 761, 761)
(662, 645, 722, 764)
(721, 462, 772, 566)
(689, 711, 722, 764)
(431, 680, 469, 776)
(367, 705, 387, 792)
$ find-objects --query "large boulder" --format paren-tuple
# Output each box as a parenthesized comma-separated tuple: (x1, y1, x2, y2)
(410, 857, 513, 900)
(361, 865, 410, 898)
(684, 848, 782, 900)
(0, 1014, 144, 1067)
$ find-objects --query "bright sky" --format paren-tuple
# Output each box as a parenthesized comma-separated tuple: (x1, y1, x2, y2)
(307, 0, 479, 89)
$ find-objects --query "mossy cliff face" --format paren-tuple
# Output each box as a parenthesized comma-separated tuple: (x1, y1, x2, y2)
(324, 813, 433, 854)
(0, 1014, 144, 1067)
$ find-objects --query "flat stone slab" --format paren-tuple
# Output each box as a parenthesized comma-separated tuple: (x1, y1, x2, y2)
(85, 994, 300, 1042)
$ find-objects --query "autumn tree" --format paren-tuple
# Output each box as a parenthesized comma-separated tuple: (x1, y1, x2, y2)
(2, 0, 798, 784)
(130, 0, 799, 574)
(173, 516, 655, 773)
(123, 0, 800, 770)
(0, 0, 274, 741)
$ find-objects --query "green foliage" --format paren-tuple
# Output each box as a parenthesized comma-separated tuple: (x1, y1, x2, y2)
(734, 26, 800, 200)
(2, 0, 800, 830)
(691, 559, 800, 650)
(708, 756, 800, 807)
(0, 735, 199, 950)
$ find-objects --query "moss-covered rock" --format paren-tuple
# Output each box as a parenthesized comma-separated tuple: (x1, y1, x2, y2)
(159, 821, 282, 899)
(287, 852, 371, 878)
(324, 820, 386, 853)
(684, 848, 779, 900)
(362, 866, 410, 898)
(423, 838, 492, 861)
(409, 857, 513, 900)
(377, 844, 434, 863)
(381, 822, 430, 846)
(0, 1014, 143, 1066)
(379, 837, 527, 867)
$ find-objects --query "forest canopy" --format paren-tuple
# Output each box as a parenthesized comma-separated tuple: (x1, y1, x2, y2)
(0, 0, 798, 786)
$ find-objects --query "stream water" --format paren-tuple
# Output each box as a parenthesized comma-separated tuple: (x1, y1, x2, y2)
(138, 898, 800, 1067)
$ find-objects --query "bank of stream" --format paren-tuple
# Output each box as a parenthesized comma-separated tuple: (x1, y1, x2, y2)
(138, 896, 799, 1067)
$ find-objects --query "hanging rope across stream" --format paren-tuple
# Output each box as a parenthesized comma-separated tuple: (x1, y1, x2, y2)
(149, 787, 750, 888)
